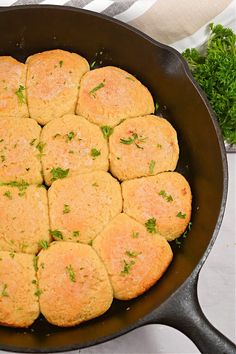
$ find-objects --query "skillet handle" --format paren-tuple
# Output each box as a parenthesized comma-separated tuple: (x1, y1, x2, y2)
(149, 270, 236, 354)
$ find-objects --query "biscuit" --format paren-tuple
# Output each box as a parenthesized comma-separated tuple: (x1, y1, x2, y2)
(122, 172, 192, 241)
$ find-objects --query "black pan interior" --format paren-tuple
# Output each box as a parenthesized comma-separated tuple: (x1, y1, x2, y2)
(0, 5, 227, 352)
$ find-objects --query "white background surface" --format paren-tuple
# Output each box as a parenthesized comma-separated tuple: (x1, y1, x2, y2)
(0, 157, 235, 354)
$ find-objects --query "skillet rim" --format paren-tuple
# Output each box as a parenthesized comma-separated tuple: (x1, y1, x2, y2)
(0, 4, 228, 353)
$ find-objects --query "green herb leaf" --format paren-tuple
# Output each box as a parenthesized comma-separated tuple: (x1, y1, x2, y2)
(38, 240, 49, 249)
(159, 190, 173, 202)
(176, 211, 186, 219)
(49, 229, 63, 240)
(155, 102, 159, 112)
(34, 288, 43, 297)
(15, 85, 25, 104)
(90, 61, 96, 69)
(3, 191, 12, 199)
(131, 231, 139, 238)
(120, 131, 147, 149)
(145, 218, 157, 233)
(1, 284, 9, 297)
(149, 160, 155, 174)
(72, 231, 80, 237)
(89, 82, 105, 96)
(50, 167, 69, 181)
(183, 221, 192, 238)
(33, 256, 38, 272)
(100, 125, 114, 138)
(9, 251, 15, 258)
(90, 148, 101, 159)
(59, 60, 63, 67)
(126, 76, 135, 81)
(36, 142, 46, 156)
(30, 138, 37, 146)
(0, 181, 29, 195)
(63, 204, 70, 214)
(120, 260, 135, 275)
(125, 250, 141, 258)
(66, 264, 76, 282)
(182, 23, 236, 144)
(1, 155, 5, 163)
(66, 131, 75, 142)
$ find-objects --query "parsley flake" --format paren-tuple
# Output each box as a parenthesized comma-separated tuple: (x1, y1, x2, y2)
(66, 131, 75, 142)
(1, 284, 9, 297)
(90, 61, 96, 69)
(30, 138, 37, 146)
(90, 148, 101, 159)
(63, 204, 70, 214)
(50, 167, 69, 181)
(38, 240, 49, 249)
(145, 218, 157, 233)
(159, 190, 173, 202)
(89, 82, 105, 96)
(33, 256, 38, 272)
(66, 265, 76, 282)
(176, 212, 186, 219)
(132, 231, 139, 238)
(49, 229, 63, 240)
(125, 250, 141, 258)
(149, 160, 155, 174)
(36, 142, 46, 157)
(3, 191, 12, 199)
(73, 231, 80, 237)
(34, 288, 43, 297)
(100, 125, 114, 138)
(15, 85, 25, 104)
(121, 260, 135, 275)
(120, 132, 147, 149)
(59, 60, 63, 67)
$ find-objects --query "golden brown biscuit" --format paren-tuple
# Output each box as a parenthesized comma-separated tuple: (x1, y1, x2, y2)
(76, 66, 154, 127)
(0, 251, 39, 327)
(109, 115, 179, 180)
(48, 172, 122, 244)
(41, 114, 109, 186)
(26, 49, 89, 125)
(0, 56, 28, 118)
(0, 185, 50, 254)
(0, 118, 42, 184)
(122, 172, 192, 241)
(37, 241, 113, 327)
(93, 213, 173, 300)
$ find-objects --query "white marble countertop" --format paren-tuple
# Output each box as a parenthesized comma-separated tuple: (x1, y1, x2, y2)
(0, 155, 235, 354)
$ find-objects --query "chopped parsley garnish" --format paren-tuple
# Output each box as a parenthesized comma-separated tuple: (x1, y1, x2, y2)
(155, 102, 159, 112)
(20, 242, 28, 252)
(1, 284, 9, 297)
(126, 76, 135, 81)
(100, 125, 114, 138)
(90, 148, 101, 159)
(9, 251, 15, 258)
(63, 204, 70, 214)
(92, 182, 99, 187)
(36, 142, 45, 157)
(0, 181, 29, 197)
(33, 256, 38, 272)
(149, 160, 155, 174)
(121, 260, 135, 275)
(90, 61, 96, 69)
(73, 231, 80, 237)
(32, 279, 37, 285)
(183, 221, 192, 238)
(15, 85, 25, 104)
(59, 60, 63, 67)
(145, 218, 157, 233)
(89, 82, 105, 96)
(38, 240, 49, 249)
(66, 131, 75, 142)
(159, 190, 173, 202)
(132, 231, 139, 238)
(1, 155, 5, 163)
(157, 144, 162, 148)
(66, 265, 76, 282)
(182, 23, 236, 144)
(30, 138, 37, 146)
(175, 238, 182, 248)
(176, 212, 186, 219)
(50, 167, 69, 181)
(34, 289, 43, 297)
(49, 229, 63, 240)
(120, 132, 147, 149)
(125, 250, 141, 258)
(3, 191, 12, 199)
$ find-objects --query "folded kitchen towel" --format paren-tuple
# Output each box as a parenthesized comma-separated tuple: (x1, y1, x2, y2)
(6, 0, 236, 52)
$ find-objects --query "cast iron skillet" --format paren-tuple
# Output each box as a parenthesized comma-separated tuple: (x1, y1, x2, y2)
(0, 5, 235, 354)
